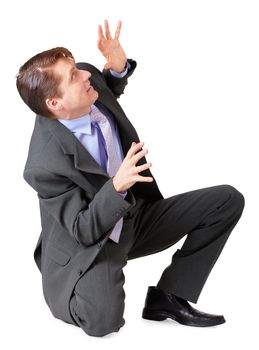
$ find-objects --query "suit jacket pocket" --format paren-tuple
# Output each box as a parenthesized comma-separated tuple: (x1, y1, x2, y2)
(48, 244, 71, 266)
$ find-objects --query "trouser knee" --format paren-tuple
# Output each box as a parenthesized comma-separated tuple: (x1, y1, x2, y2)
(222, 184, 245, 215)
(70, 292, 125, 337)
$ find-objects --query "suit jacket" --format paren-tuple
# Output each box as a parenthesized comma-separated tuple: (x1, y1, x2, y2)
(23, 59, 164, 325)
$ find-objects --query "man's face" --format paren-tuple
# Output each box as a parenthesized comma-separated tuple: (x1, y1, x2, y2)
(50, 57, 98, 119)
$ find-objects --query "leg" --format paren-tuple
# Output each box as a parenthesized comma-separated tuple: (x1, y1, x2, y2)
(128, 184, 245, 303)
(69, 220, 135, 337)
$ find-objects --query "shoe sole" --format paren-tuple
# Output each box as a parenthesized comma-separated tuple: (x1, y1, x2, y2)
(142, 308, 226, 327)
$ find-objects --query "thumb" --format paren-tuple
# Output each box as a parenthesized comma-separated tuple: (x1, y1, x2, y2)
(104, 62, 112, 70)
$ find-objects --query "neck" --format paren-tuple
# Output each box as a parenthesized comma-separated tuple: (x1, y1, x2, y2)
(56, 106, 93, 120)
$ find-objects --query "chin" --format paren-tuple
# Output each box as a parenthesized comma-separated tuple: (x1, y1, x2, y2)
(92, 90, 99, 102)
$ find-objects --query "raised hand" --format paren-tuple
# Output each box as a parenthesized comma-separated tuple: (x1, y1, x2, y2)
(97, 19, 127, 73)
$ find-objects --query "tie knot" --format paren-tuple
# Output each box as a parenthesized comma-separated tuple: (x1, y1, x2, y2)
(90, 106, 107, 124)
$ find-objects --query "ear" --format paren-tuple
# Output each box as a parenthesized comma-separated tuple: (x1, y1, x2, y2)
(45, 97, 63, 113)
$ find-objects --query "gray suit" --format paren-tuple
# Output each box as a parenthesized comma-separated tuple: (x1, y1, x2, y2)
(23, 59, 163, 334)
(23, 59, 245, 337)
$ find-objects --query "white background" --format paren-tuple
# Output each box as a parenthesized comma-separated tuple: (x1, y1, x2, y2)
(1, 0, 258, 348)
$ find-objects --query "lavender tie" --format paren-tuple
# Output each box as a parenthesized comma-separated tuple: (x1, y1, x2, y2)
(90, 105, 124, 243)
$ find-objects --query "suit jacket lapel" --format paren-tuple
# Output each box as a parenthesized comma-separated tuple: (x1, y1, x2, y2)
(40, 87, 141, 178)
(45, 116, 109, 177)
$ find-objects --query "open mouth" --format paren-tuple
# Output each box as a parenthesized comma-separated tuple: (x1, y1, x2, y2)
(86, 85, 92, 92)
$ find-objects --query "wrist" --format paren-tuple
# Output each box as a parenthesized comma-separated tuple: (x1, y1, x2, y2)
(112, 176, 120, 192)
(113, 60, 128, 74)
(120, 60, 128, 73)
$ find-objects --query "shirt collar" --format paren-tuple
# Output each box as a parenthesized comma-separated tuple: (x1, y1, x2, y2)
(58, 110, 92, 135)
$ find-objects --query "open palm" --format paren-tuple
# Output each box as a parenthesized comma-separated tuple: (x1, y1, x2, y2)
(97, 20, 127, 73)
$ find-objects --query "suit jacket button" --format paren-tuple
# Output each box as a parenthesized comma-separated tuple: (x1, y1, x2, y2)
(78, 269, 83, 276)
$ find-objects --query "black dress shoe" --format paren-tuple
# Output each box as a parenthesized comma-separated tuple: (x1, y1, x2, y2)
(142, 286, 226, 327)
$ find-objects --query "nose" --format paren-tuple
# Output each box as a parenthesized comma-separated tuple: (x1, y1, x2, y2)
(81, 70, 91, 81)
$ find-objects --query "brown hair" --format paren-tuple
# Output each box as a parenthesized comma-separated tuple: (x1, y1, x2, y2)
(16, 47, 74, 119)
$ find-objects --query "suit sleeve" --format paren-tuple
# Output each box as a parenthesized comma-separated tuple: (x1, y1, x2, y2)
(23, 167, 136, 247)
(102, 59, 137, 98)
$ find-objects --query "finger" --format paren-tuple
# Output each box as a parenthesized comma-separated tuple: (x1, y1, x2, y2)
(104, 19, 112, 39)
(135, 175, 154, 183)
(127, 142, 143, 157)
(135, 162, 152, 174)
(98, 24, 105, 41)
(114, 20, 122, 39)
(126, 142, 144, 159)
(97, 40, 102, 50)
(131, 148, 148, 165)
(132, 141, 144, 149)
(104, 55, 112, 69)
(104, 62, 112, 69)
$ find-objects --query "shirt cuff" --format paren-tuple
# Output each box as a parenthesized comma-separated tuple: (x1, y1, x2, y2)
(118, 190, 128, 199)
(109, 62, 131, 78)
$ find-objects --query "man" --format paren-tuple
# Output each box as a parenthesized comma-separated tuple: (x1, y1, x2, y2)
(17, 20, 245, 337)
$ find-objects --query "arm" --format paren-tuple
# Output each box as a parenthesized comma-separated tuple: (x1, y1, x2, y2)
(98, 20, 137, 97)
(103, 58, 137, 98)
(24, 167, 136, 247)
